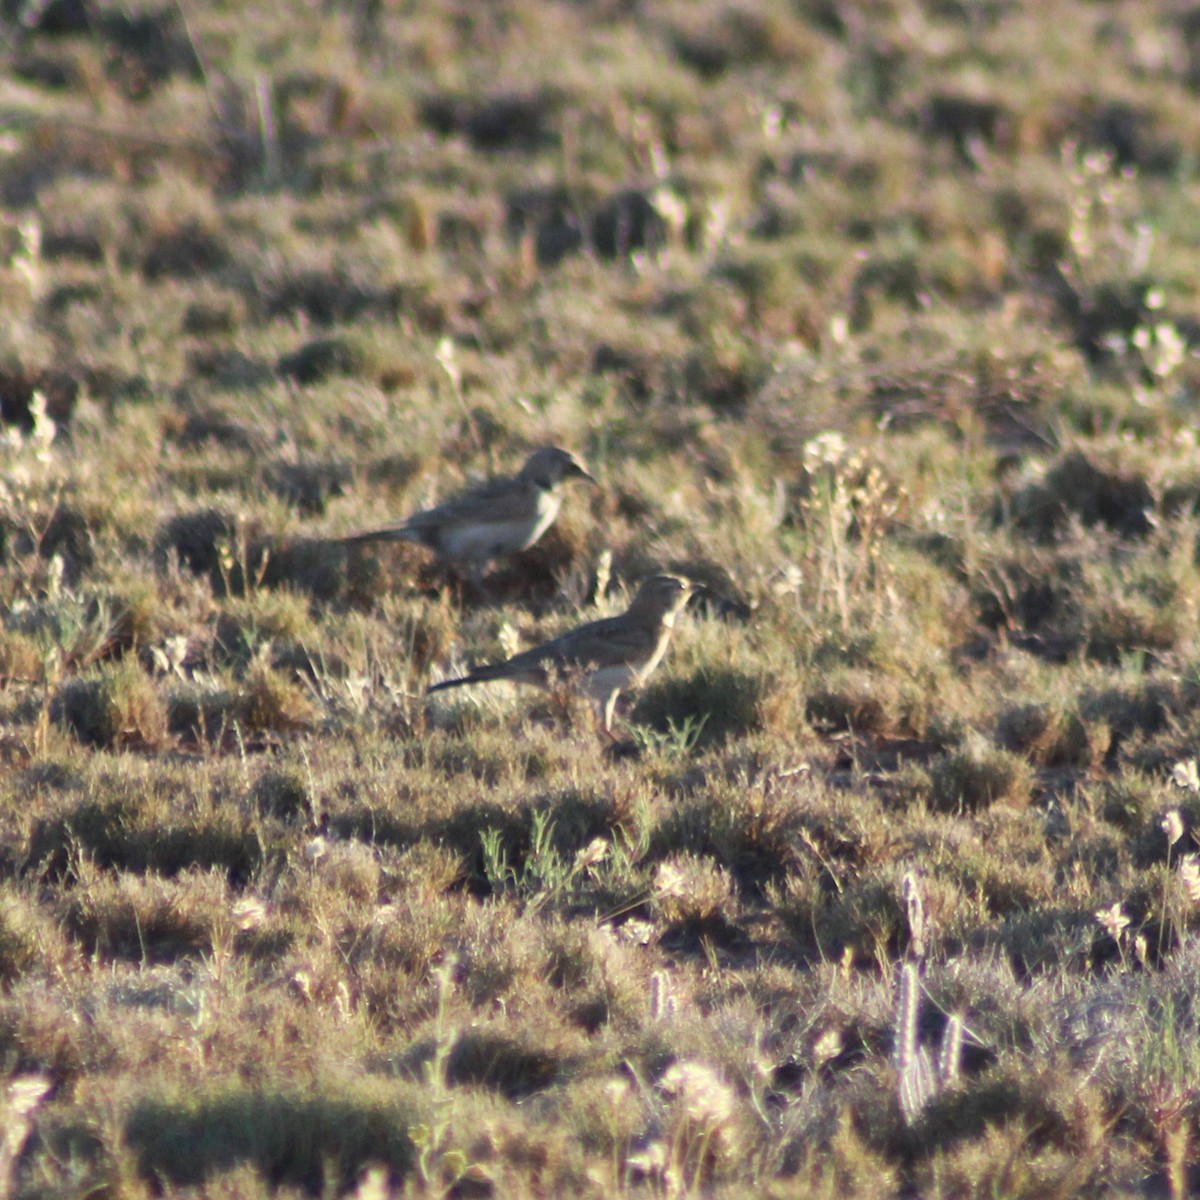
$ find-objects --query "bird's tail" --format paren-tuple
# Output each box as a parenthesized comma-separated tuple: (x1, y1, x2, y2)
(426, 675, 473, 694)
(339, 525, 417, 546)
(428, 657, 523, 691)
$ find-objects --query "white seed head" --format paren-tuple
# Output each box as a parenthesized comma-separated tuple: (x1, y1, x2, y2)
(1162, 809, 1185, 847)
(1095, 901, 1130, 941)
(660, 1061, 737, 1132)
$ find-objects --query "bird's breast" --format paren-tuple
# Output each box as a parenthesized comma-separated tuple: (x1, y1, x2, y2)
(440, 503, 559, 560)
(583, 663, 638, 702)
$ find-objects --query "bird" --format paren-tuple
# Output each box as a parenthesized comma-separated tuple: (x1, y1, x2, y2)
(428, 573, 695, 732)
(339, 446, 595, 579)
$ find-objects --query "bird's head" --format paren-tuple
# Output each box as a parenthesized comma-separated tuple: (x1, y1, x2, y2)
(628, 574, 695, 623)
(520, 446, 596, 489)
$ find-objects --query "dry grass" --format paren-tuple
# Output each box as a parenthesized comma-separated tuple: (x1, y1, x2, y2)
(4, 0, 1200, 1194)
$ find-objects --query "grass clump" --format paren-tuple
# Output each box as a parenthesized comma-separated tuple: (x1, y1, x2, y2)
(634, 666, 764, 750)
(250, 769, 314, 824)
(652, 853, 735, 928)
(61, 867, 231, 962)
(0, 889, 61, 984)
(124, 1081, 416, 1194)
(996, 703, 1110, 769)
(443, 1025, 566, 1097)
(276, 336, 369, 386)
(54, 660, 169, 750)
(928, 740, 1035, 813)
(167, 658, 315, 747)
(28, 790, 262, 882)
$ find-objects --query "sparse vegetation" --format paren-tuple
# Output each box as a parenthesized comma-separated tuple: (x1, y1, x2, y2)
(4, 0, 1200, 1194)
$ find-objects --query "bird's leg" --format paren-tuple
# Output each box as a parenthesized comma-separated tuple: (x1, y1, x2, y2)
(594, 716, 619, 744)
(596, 692, 621, 743)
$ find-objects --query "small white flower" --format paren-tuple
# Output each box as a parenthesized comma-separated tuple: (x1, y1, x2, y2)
(1171, 759, 1200, 793)
(654, 860, 688, 898)
(231, 897, 269, 931)
(660, 1061, 737, 1131)
(28, 390, 55, 461)
(812, 1028, 844, 1066)
(1162, 810, 1186, 847)
(615, 919, 656, 945)
(573, 838, 609, 873)
(802, 430, 848, 470)
(1095, 902, 1130, 941)
(434, 337, 460, 390)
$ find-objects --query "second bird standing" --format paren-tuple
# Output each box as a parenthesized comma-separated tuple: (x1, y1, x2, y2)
(428, 574, 695, 733)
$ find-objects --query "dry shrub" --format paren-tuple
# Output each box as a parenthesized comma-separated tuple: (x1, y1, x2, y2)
(251, 770, 313, 823)
(55, 660, 169, 749)
(312, 840, 381, 904)
(0, 628, 43, 684)
(1011, 451, 1154, 542)
(61, 868, 230, 961)
(238, 662, 317, 734)
(929, 742, 1034, 813)
(389, 842, 466, 900)
(996, 703, 1111, 768)
(806, 686, 893, 735)
(652, 853, 734, 925)
(0, 891, 71, 983)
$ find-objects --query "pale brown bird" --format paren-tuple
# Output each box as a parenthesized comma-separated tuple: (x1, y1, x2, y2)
(428, 574, 694, 731)
(341, 447, 594, 578)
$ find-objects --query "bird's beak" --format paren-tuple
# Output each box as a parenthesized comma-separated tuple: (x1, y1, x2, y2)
(574, 464, 598, 485)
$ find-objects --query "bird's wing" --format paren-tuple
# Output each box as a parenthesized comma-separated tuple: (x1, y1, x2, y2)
(340, 476, 539, 547)
(504, 612, 659, 675)
(430, 611, 665, 694)
(422, 476, 541, 525)
(550, 614, 658, 668)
